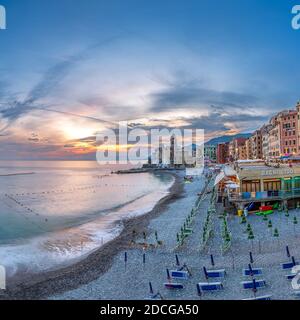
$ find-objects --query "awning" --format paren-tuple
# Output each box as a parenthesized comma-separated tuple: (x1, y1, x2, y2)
(226, 183, 239, 189)
(214, 171, 225, 186)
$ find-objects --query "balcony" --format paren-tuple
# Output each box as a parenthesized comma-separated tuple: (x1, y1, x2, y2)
(227, 189, 300, 202)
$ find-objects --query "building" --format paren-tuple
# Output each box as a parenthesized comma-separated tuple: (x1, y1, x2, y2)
(217, 142, 229, 164)
(250, 129, 262, 159)
(296, 101, 300, 152)
(245, 138, 253, 160)
(228, 137, 247, 161)
(261, 124, 272, 160)
(237, 144, 247, 160)
(218, 160, 300, 212)
(279, 110, 298, 156)
(268, 114, 281, 158)
(204, 144, 217, 162)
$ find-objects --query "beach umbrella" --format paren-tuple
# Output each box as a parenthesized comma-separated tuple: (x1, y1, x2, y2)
(166, 268, 171, 281)
(210, 254, 215, 266)
(286, 245, 291, 258)
(252, 278, 257, 295)
(149, 282, 154, 295)
(175, 254, 180, 267)
(248, 263, 254, 276)
(292, 256, 296, 266)
(203, 266, 208, 280)
(196, 284, 202, 297)
(249, 251, 254, 264)
(124, 252, 128, 271)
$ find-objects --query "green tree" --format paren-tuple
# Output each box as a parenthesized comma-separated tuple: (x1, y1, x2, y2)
(293, 216, 298, 236)
(268, 220, 272, 228)
(248, 230, 255, 250)
(246, 223, 252, 233)
(241, 215, 247, 224)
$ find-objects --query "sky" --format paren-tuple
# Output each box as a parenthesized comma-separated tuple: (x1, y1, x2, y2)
(0, 0, 300, 160)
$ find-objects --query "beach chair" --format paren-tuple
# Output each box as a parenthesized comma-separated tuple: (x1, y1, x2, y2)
(292, 291, 300, 298)
(183, 228, 193, 236)
(281, 261, 298, 270)
(241, 279, 266, 289)
(164, 283, 184, 290)
(197, 282, 224, 292)
(205, 269, 226, 279)
(243, 295, 272, 300)
(243, 267, 263, 276)
(286, 273, 296, 280)
(147, 282, 164, 300)
(170, 270, 189, 280)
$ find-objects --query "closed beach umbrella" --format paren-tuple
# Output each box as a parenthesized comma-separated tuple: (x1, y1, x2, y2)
(166, 268, 171, 281)
(248, 263, 253, 276)
(143, 253, 146, 266)
(210, 254, 215, 266)
(292, 256, 296, 266)
(252, 278, 257, 295)
(175, 254, 180, 267)
(149, 282, 153, 295)
(249, 251, 254, 264)
(286, 245, 291, 258)
(196, 283, 202, 297)
(203, 266, 208, 279)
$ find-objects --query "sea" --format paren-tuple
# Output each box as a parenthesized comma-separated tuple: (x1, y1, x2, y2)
(0, 161, 174, 277)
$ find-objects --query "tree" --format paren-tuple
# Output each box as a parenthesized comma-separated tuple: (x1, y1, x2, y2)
(293, 216, 298, 236)
(268, 220, 273, 228)
(246, 223, 252, 233)
(248, 230, 255, 250)
(267, 220, 273, 236)
(241, 215, 247, 224)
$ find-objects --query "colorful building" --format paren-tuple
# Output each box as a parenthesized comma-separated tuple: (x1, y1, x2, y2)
(220, 160, 300, 211)
(216, 142, 229, 164)
(204, 144, 217, 162)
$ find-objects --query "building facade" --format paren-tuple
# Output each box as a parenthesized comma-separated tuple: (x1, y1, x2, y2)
(250, 129, 262, 159)
(217, 142, 229, 164)
(279, 110, 298, 156)
(204, 144, 217, 162)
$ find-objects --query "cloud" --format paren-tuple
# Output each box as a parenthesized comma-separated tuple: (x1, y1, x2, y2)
(0, 34, 127, 132)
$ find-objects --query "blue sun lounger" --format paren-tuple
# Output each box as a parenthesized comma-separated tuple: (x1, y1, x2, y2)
(282, 257, 298, 270)
(205, 269, 226, 278)
(286, 274, 296, 280)
(241, 279, 266, 289)
(170, 270, 190, 280)
(164, 282, 184, 289)
(197, 282, 223, 291)
(243, 267, 263, 276)
(243, 295, 272, 300)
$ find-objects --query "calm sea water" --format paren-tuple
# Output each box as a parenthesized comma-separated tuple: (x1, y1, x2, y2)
(0, 161, 174, 276)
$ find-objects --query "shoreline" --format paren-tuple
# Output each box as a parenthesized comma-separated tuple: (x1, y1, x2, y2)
(1, 172, 184, 300)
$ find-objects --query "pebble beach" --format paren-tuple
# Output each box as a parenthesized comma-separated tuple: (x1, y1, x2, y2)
(2, 170, 300, 300)
(51, 172, 300, 300)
